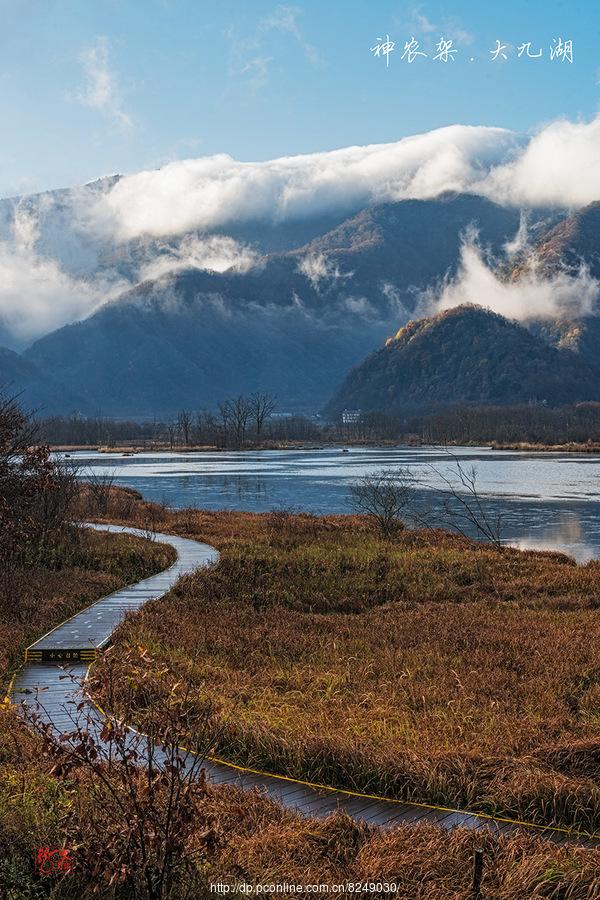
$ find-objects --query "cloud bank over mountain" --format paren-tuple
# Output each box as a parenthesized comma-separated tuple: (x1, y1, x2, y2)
(0, 207, 126, 345)
(2, 112, 600, 347)
(482, 115, 600, 208)
(85, 125, 518, 240)
(83, 113, 600, 243)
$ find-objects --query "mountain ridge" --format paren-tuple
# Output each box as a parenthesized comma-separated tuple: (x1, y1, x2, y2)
(324, 305, 600, 417)
(19, 194, 525, 415)
(3, 188, 600, 416)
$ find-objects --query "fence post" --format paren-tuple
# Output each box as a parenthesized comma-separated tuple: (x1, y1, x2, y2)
(472, 848, 484, 898)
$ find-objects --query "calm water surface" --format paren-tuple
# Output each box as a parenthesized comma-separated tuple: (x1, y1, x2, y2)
(60, 446, 600, 562)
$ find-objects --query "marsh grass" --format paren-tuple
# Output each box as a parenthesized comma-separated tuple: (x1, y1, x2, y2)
(3, 488, 600, 893)
(86, 494, 600, 834)
(2, 706, 600, 898)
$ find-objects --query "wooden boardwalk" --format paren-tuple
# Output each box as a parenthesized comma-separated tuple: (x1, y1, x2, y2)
(10, 524, 600, 847)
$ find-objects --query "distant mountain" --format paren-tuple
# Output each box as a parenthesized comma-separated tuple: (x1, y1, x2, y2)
(324, 306, 600, 417)
(527, 316, 600, 370)
(0, 346, 83, 415)
(514, 201, 600, 281)
(0, 176, 360, 293)
(24, 276, 376, 416)
(21, 195, 524, 415)
(283, 193, 522, 314)
(5, 179, 600, 418)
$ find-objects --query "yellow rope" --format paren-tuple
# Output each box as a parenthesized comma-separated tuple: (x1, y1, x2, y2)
(2, 667, 18, 707)
(84, 661, 599, 843)
(10, 641, 598, 842)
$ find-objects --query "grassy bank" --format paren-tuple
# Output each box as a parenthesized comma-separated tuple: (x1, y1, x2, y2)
(491, 441, 600, 453)
(85, 494, 600, 835)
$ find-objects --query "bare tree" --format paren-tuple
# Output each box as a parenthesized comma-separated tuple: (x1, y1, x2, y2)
(217, 401, 232, 448)
(195, 410, 219, 447)
(426, 451, 504, 549)
(23, 649, 220, 899)
(0, 392, 80, 564)
(349, 467, 416, 539)
(249, 391, 276, 441)
(85, 469, 116, 516)
(177, 410, 193, 447)
(228, 395, 252, 448)
(0, 390, 36, 459)
(165, 421, 177, 451)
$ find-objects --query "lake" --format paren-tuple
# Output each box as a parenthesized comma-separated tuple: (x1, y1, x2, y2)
(60, 446, 600, 563)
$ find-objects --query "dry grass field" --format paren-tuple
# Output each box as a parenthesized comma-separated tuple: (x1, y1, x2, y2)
(4, 486, 600, 895)
(88, 492, 600, 835)
(2, 700, 600, 899)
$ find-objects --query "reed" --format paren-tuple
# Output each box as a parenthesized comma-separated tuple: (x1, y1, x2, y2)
(90, 495, 600, 834)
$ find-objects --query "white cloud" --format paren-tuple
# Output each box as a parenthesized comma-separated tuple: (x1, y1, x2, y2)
(344, 295, 375, 316)
(0, 206, 127, 345)
(79, 112, 600, 246)
(138, 235, 260, 281)
(381, 282, 410, 319)
(86, 125, 518, 241)
(239, 56, 273, 90)
(297, 252, 352, 288)
(228, 4, 321, 91)
(7, 111, 600, 344)
(478, 116, 600, 208)
(260, 5, 322, 66)
(414, 11, 436, 33)
(427, 232, 600, 322)
(503, 212, 530, 259)
(77, 37, 133, 130)
(261, 5, 302, 35)
(398, 6, 473, 46)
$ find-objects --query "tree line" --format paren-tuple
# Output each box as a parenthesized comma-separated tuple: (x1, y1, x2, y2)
(39, 392, 321, 449)
(175, 392, 276, 448)
(416, 402, 600, 445)
(335, 402, 600, 445)
(37, 400, 600, 448)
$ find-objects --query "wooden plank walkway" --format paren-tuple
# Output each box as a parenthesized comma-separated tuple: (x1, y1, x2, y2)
(10, 524, 600, 847)
(25, 524, 218, 663)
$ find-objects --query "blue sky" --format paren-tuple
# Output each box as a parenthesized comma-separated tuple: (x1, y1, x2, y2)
(0, 0, 598, 197)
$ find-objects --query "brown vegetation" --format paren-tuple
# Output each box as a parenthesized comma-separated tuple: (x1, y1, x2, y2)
(491, 441, 600, 453)
(5, 394, 600, 893)
(1, 528, 175, 690)
(3, 655, 600, 898)
(0, 397, 176, 689)
(84, 492, 600, 836)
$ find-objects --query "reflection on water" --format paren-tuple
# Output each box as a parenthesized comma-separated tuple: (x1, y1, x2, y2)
(58, 446, 600, 562)
(173, 474, 268, 503)
(509, 511, 597, 564)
